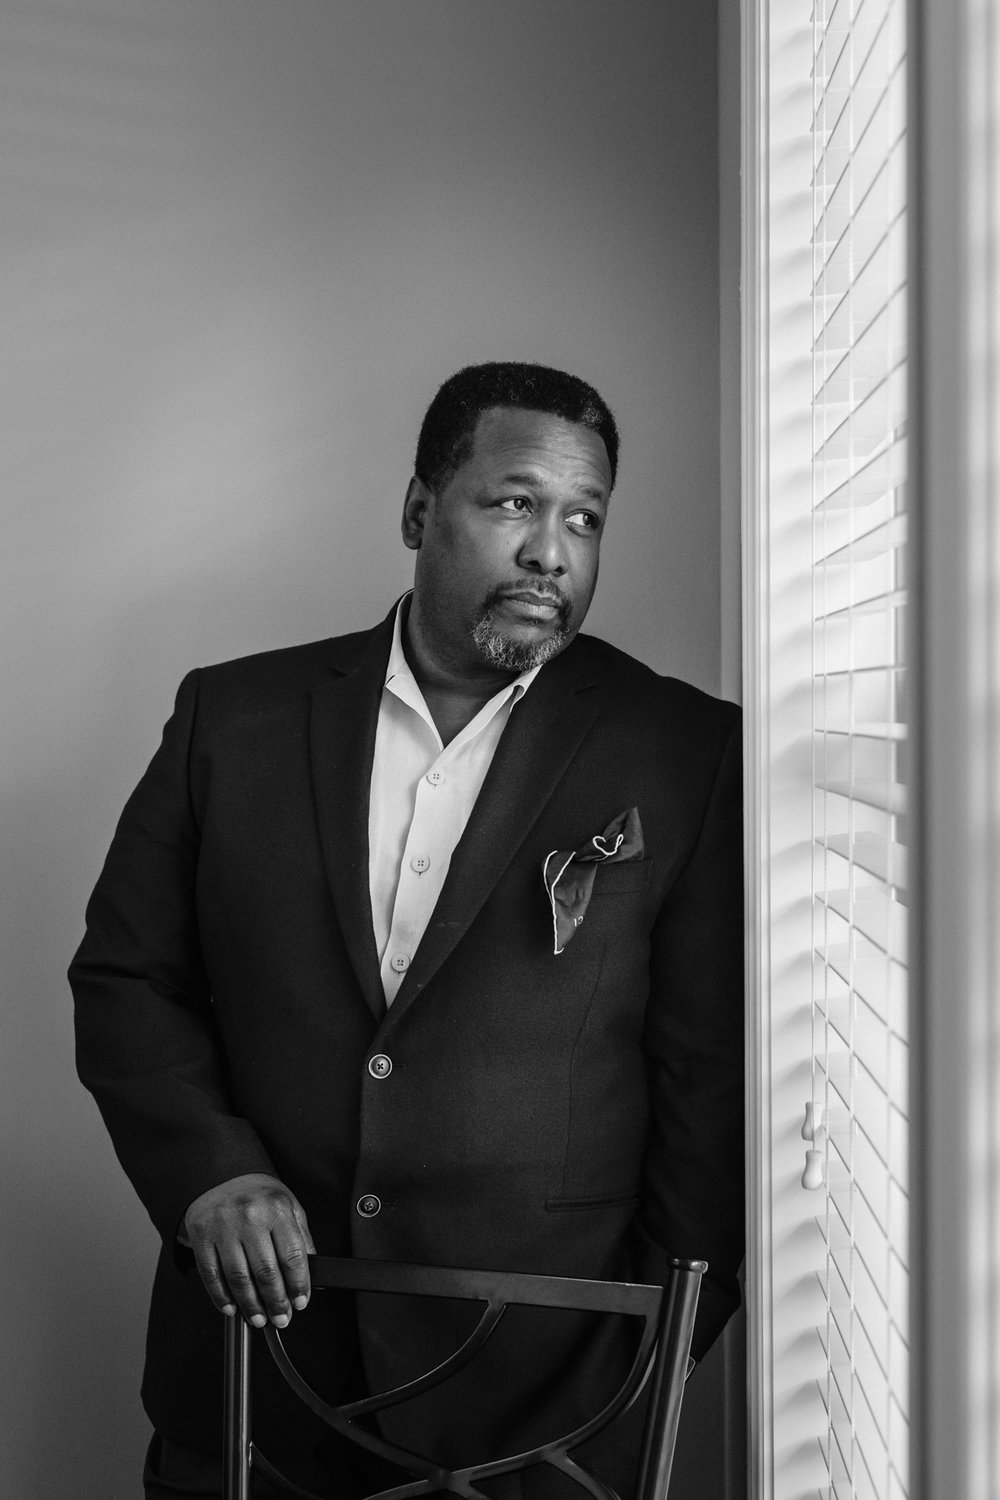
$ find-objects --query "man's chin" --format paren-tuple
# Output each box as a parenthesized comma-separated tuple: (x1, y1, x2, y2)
(470, 620, 570, 673)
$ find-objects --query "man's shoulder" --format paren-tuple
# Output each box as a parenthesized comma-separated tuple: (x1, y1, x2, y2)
(189, 615, 391, 699)
(199, 629, 366, 679)
(567, 631, 740, 732)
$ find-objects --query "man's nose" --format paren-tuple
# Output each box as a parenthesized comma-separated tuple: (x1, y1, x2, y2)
(518, 516, 568, 576)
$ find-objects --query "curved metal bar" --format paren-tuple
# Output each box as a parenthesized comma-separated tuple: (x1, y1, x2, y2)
(617, 1337, 656, 1415)
(264, 1295, 505, 1416)
(263, 1301, 507, 1476)
(442, 1322, 659, 1490)
(248, 1446, 333, 1500)
(338, 1300, 508, 1417)
(322, 1478, 494, 1500)
(265, 1299, 656, 1484)
(239, 1258, 707, 1500)
(252, 1443, 625, 1500)
(334, 1480, 443, 1500)
(260, 1329, 438, 1479)
(252, 1444, 498, 1500)
(543, 1451, 623, 1500)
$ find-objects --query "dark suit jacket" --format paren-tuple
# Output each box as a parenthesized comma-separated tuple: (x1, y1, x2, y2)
(70, 607, 744, 1470)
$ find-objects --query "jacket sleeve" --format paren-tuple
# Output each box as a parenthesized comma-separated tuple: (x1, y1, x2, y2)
(69, 669, 277, 1247)
(638, 711, 745, 1360)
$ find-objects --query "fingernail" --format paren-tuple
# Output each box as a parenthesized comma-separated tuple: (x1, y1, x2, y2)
(250, 1314, 267, 1329)
(222, 1304, 236, 1317)
(272, 1313, 290, 1329)
(292, 1295, 308, 1311)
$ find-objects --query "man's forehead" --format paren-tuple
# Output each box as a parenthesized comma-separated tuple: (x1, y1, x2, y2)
(468, 406, 612, 487)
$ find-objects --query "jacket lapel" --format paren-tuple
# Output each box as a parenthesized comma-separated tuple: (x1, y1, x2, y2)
(385, 643, 602, 1026)
(309, 614, 395, 1019)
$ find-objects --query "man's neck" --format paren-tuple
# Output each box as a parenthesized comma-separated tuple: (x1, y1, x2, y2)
(402, 608, 518, 746)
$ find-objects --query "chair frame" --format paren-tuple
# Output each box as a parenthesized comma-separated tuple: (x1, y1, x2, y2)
(223, 1253, 706, 1500)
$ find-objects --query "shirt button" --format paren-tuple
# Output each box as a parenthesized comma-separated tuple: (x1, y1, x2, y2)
(390, 953, 410, 973)
(426, 769, 445, 786)
(356, 1194, 381, 1218)
(368, 1053, 392, 1078)
(410, 854, 430, 873)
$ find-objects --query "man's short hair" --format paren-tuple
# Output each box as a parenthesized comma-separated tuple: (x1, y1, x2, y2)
(415, 361, 620, 495)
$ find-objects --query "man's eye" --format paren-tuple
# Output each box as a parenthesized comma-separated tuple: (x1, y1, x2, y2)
(567, 511, 601, 531)
(499, 497, 531, 512)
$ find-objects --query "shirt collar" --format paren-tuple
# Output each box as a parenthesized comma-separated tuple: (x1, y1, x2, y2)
(384, 593, 543, 708)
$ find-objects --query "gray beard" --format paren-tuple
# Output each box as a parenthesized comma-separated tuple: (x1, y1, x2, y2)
(470, 610, 570, 673)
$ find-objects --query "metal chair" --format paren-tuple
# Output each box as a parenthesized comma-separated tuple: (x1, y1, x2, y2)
(223, 1253, 706, 1500)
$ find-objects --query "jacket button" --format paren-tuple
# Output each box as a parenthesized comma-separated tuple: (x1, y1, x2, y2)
(356, 1194, 381, 1218)
(368, 1054, 392, 1079)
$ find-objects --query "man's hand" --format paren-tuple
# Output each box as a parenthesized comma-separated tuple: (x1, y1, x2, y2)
(182, 1173, 316, 1328)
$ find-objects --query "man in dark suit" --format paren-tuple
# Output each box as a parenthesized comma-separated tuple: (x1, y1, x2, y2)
(70, 362, 744, 1498)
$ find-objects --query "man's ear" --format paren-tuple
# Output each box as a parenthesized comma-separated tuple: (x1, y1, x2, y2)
(401, 476, 433, 552)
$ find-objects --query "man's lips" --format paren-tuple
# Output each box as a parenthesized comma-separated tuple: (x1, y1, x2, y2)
(497, 591, 563, 620)
(500, 589, 562, 604)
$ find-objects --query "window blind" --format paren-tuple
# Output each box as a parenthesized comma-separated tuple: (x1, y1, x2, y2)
(809, 2, 909, 1498)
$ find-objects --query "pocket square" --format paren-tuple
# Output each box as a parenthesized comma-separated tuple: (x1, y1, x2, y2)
(542, 807, 644, 955)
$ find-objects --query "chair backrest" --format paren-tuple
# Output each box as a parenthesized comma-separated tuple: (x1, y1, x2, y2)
(223, 1253, 706, 1500)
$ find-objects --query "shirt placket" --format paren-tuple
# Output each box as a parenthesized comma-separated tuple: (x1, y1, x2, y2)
(379, 688, 520, 1002)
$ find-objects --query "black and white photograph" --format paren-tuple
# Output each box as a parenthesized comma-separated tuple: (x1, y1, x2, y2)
(2, 3, 997, 1499)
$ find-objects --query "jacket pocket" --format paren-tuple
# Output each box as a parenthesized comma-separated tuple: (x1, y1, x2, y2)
(587, 859, 653, 896)
(544, 1190, 641, 1212)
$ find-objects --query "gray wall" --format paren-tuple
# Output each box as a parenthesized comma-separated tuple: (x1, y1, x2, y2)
(1, 3, 727, 1493)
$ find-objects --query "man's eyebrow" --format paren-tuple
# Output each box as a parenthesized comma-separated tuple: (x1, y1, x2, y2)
(498, 471, 607, 502)
(570, 483, 608, 503)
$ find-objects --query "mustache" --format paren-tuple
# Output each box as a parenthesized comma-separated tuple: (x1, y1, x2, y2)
(485, 582, 570, 619)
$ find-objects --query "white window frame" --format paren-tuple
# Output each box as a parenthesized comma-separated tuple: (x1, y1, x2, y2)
(742, 1, 1000, 1497)
(742, 2, 911, 1496)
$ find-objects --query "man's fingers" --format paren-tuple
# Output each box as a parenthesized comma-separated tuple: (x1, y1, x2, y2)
(241, 1189, 312, 1323)
(271, 1213, 313, 1311)
(292, 1200, 317, 1257)
(192, 1242, 242, 1321)
(184, 1174, 316, 1325)
(242, 1245, 293, 1327)
(216, 1244, 270, 1328)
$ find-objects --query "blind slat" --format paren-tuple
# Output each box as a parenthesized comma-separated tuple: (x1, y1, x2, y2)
(814, 363, 906, 466)
(823, 830, 908, 887)
(817, 776, 906, 815)
(819, 722, 907, 741)
(816, 587, 906, 621)
(819, 886, 907, 958)
(818, 511, 907, 565)
(813, 430, 907, 511)
(814, 220, 906, 356)
(818, 943, 907, 1032)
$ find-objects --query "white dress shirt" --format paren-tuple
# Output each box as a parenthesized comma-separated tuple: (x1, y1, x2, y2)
(368, 598, 540, 1004)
